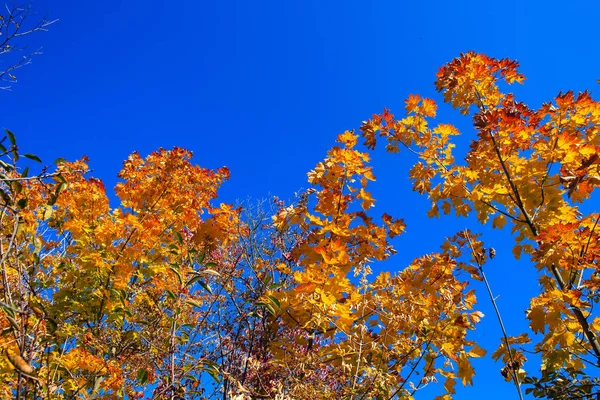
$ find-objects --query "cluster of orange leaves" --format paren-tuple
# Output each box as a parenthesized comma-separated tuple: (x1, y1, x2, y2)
(362, 51, 600, 394)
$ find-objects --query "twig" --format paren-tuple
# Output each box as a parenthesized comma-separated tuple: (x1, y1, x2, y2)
(464, 230, 524, 400)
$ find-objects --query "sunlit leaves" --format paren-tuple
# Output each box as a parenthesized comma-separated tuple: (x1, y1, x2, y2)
(4, 52, 600, 399)
(359, 51, 600, 398)
(435, 52, 525, 113)
(0, 138, 242, 398)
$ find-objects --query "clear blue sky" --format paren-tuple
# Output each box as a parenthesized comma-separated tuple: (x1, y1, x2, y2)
(6, 0, 600, 398)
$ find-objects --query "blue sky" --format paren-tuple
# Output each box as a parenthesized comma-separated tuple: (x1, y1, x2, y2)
(5, 0, 600, 398)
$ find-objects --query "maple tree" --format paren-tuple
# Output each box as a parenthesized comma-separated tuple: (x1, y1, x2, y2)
(361, 52, 600, 398)
(1, 51, 599, 399)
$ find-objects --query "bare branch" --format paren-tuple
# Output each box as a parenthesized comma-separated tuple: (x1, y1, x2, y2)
(0, 1, 56, 90)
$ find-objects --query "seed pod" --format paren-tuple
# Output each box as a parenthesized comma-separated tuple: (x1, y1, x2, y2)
(5, 349, 34, 374)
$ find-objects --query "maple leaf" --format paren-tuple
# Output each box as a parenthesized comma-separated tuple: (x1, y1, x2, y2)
(491, 214, 507, 229)
(357, 188, 375, 210)
(337, 130, 358, 149)
(405, 93, 421, 114)
(457, 354, 476, 386)
(527, 307, 546, 334)
(469, 345, 486, 358)
(419, 98, 437, 117)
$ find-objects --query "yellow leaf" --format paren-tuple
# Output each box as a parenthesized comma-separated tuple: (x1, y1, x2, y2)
(508, 333, 531, 345)
(427, 203, 439, 218)
(457, 353, 475, 386)
(527, 306, 546, 334)
(405, 93, 421, 114)
(419, 98, 437, 117)
(443, 377, 456, 394)
(469, 345, 486, 358)
(512, 245, 522, 260)
(43, 205, 53, 220)
(580, 145, 596, 157)
(337, 130, 358, 149)
(5, 349, 34, 374)
(357, 188, 375, 210)
(493, 185, 509, 195)
(465, 289, 477, 308)
(492, 214, 506, 229)
(468, 310, 484, 324)
(442, 201, 451, 215)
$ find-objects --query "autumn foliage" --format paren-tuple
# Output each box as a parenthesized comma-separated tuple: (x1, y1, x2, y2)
(1, 52, 600, 399)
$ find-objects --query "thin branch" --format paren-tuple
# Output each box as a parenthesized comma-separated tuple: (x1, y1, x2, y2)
(464, 230, 524, 400)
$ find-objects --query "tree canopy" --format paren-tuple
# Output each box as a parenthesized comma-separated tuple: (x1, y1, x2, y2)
(1, 52, 600, 399)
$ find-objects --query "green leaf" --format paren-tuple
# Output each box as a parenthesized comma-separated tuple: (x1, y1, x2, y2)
(55, 174, 67, 184)
(54, 157, 66, 165)
(169, 265, 183, 285)
(23, 154, 42, 163)
(187, 250, 203, 266)
(0, 188, 12, 206)
(202, 360, 221, 383)
(178, 330, 190, 344)
(5, 129, 16, 146)
(262, 274, 272, 286)
(165, 290, 177, 300)
(20, 167, 29, 177)
(1, 302, 18, 318)
(268, 295, 281, 309)
(186, 274, 203, 287)
(137, 368, 148, 384)
(175, 231, 183, 244)
(54, 182, 67, 196)
(47, 318, 57, 334)
(110, 288, 124, 301)
(6, 315, 19, 330)
(197, 280, 212, 294)
(256, 302, 276, 316)
(17, 197, 27, 209)
(47, 194, 57, 206)
(0, 159, 13, 171)
(11, 180, 22, 195)
(186, 299, 202, 308)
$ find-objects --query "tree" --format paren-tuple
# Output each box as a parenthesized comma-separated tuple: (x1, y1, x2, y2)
(361, 52, 600, 398)
(1, 52, 599, 399)
(0, 1, 55, 90)
(0, 133, 483, 399)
